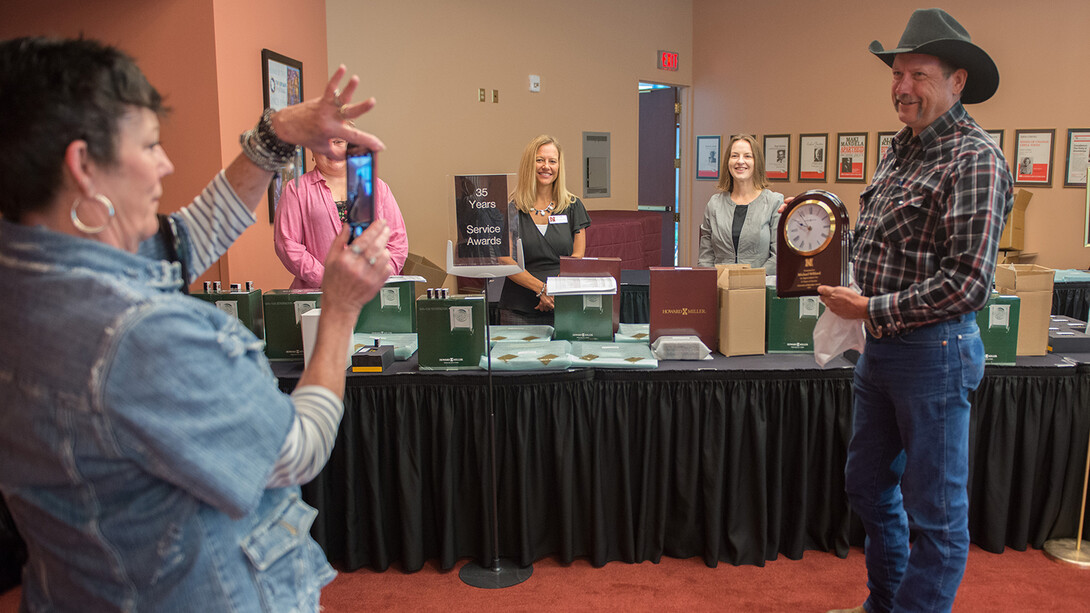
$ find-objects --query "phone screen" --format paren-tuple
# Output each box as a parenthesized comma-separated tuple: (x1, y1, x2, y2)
(345, 150, 375, 243)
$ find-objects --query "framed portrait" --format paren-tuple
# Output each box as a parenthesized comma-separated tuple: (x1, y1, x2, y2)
(696, 135, 720, 180)
(798, 133, 827, 182)
(986, 129, 1004, 150)
(1064, 128, 1090, 187)
(261, 49, 305, 222)
(1013, 129, 1055, 186)
(835, 132, 867, 182)
(876, 131, 897, 164)
(763, 134, 790, 182)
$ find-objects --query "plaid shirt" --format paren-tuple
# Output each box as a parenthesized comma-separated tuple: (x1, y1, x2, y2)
(854, 102, 1013, 335)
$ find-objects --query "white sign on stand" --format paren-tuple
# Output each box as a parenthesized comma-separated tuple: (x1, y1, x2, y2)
(446, 173, 524, 277)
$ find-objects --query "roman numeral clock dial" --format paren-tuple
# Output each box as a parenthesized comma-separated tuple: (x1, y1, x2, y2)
(775, 190, 850, 297)
(786, 201, 835, 256)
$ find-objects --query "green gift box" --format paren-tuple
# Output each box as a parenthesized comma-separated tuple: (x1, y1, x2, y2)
(766, 286, 825, 353)
(355, 279, 417, 333)
(553, 294, 614, 342)
(192, 289, 264, 339)
(262, 290, 322, 361)
(976, 294, 1019, 365)
(416, 294, 487, 370)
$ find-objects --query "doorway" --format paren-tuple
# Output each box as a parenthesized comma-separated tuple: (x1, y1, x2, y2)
(638, 83, 681, 266)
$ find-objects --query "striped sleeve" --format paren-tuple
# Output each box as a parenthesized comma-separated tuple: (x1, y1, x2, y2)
(174, 171, 257, 280)
(267, 385, 345, 487)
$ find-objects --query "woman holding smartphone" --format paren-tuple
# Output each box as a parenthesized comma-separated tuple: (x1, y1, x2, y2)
(498, 134, 591, 325)
(274, 137, 408, 288)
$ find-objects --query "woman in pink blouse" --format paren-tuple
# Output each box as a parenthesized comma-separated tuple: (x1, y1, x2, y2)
(273, 137, 408, 289)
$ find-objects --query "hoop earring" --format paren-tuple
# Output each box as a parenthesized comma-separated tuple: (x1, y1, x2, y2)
(70, 194, 116, 235)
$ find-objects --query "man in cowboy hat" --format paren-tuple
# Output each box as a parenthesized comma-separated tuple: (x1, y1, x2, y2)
(817, 9, 1013, 613)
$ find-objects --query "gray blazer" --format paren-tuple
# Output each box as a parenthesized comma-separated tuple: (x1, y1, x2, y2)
(697, 189, 783, 274)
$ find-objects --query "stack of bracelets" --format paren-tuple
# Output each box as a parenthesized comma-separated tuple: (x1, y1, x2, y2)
(239, 108, 297, 172)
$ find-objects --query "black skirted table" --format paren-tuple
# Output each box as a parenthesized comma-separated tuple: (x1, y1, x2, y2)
(2, 352, 1088, 591)
(273, 352, 1090, 573)
(1053, 280, 1090, 321)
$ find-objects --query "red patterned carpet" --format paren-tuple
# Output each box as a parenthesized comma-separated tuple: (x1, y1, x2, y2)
(2, 545, 1088, 611)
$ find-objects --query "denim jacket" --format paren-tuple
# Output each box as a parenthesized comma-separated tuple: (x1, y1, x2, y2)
(0, 219, 334, 612)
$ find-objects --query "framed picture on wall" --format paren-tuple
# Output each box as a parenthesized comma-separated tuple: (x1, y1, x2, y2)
(763, 134, 790, 182)
(1064, 128, 1090, 187)
(696, 135, 720, 180)
(876, 131, 896, 163)
(986, 129, 1004, 150)
(1013, 129, 1055, 186)
(798, 133, 827, 182)
(835, 132, 867, 182)
(261, 49, 306, 222)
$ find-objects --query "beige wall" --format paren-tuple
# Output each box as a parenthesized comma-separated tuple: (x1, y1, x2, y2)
(691, 0, 1090, 269)
(7, 1, 1087, 283)
(0, 0, 226, 280)
(325, 0, 694, 269)
(212, 0, 328, 291)
(0, 0, 327, 292)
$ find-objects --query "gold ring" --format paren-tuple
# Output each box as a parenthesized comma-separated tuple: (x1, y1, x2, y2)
(339, 104, 349, 118)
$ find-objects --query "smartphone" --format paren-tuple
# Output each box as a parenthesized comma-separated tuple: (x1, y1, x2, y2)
(345, 148, 375, 244)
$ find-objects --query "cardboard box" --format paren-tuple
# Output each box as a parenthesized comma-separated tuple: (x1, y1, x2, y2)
(191, 289, 264, 339)
(976, 294, 1019, 365)
(994, 263, 1054, 293)
(649, 267, 719, 350)
(554, 294, 614, 341)
(402, 252, 451, 299)
(715, 264, 766, 290)
(355, 280, 417, 333)
(416, 294, 486, 370)
(1008, 291, 1050, 356)
(766, 286, 825, 353)
(263, 290, 322, 360)
(995, 264, 1055, 356)
(998, 189, 1032, 251)
(717, 287, 766, 356)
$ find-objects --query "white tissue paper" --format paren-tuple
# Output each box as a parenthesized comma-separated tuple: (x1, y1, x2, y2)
(651, 335, 712, 360)
(813, 307, 865, 367)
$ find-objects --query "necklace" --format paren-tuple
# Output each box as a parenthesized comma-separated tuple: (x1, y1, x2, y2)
(532, 202, 555, 216)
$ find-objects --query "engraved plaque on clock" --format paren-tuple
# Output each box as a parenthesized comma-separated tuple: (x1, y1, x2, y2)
(776, 190, 850, 297)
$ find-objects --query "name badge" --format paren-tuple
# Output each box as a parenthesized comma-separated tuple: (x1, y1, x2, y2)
(548, 214, 568, 224)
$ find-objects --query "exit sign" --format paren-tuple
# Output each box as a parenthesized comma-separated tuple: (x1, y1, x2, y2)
(658, 50, 679, 71)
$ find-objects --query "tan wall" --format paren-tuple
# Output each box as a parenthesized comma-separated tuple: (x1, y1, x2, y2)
(211, 0, 328, 291)
(0, 0, 327, 291)
(691, 0, 1090, 270)
(325, 0, 694, 269)
(0, 0, 224, 279)
(7, 1, 1086, 282)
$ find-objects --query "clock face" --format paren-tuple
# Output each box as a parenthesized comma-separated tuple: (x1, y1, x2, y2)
(784, 199, 836, 256)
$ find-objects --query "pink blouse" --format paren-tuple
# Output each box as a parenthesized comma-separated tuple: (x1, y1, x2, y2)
(273, 169, 408, 289)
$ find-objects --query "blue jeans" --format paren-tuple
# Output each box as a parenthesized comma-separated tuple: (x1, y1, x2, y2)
(847, 313, 984, 613)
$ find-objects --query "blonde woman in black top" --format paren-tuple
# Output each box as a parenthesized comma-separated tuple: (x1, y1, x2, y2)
(498, 134, 591, 325)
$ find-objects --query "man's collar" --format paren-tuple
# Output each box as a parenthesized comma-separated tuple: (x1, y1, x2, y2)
(895, 101, 967, 148)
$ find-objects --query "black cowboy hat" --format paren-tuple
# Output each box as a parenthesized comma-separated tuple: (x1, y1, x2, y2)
(869, 8, 998, 104)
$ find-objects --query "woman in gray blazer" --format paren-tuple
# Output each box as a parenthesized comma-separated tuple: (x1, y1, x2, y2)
(697, 134, 783, 274)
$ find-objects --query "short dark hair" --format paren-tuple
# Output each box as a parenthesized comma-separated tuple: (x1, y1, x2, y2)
(0, 37, 166, 221)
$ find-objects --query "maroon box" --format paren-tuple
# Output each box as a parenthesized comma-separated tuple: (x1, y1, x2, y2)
(649, 267, 718, 350)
